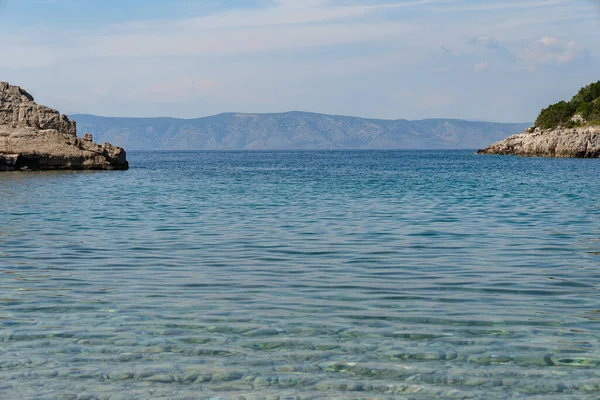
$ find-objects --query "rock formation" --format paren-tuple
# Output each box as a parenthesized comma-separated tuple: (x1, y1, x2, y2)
(477, 125, 600, 158)
(0, 82, 128, 170)
(479, 81, 600, 158)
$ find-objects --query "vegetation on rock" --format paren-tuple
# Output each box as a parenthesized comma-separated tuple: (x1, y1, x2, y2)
(535, 81, 600, 129)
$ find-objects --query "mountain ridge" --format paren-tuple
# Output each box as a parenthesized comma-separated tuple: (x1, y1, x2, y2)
(71, 110, 527, 124)
(70, 111, 531, 151)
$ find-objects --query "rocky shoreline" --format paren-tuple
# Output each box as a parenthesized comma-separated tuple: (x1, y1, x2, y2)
(477, 125, 600, 158)
(0, 82, 128, 171)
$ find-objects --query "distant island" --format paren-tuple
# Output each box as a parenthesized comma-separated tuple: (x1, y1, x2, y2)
(478, 81, 600, 158)
(0, 82, 128, 171)
(71, 112, 530, 151)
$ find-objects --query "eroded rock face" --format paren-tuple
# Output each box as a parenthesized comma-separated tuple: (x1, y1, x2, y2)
(477, 126, 600, 158)
(0, 82, 128, 170)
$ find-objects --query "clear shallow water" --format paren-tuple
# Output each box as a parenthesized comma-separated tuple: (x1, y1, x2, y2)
(2, 150, 600, 399)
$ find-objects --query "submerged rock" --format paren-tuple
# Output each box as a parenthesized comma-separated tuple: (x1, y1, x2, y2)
(477, 126, 600, 158)
(0, 82, 128, 170)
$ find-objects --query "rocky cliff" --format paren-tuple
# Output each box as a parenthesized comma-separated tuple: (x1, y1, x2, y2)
(477, 126, 600, 158)
(0, 82, 128, 171)
(478, 81, 600, 158)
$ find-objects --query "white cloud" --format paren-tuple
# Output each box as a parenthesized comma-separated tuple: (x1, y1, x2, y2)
(470, 36, 494, 47)
(440, 35, 596, 73)
(469, 36, 515, 61)
(0, 1, 428, 66)
(522, 38, 588, 65)
(539, 36, 557, 46)
(78, 22, 417, 59)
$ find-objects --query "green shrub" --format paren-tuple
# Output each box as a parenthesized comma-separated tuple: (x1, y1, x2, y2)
(589, 101, 600, 122)
(572, 81, 600, 105)
(564, 120, 583, 129)
(588, 118, 600, 127)
(578, 100, 600, 122)
(534, 81, 600, 129)
(535, 101, 576, 129)
(576, 102, 593, 119)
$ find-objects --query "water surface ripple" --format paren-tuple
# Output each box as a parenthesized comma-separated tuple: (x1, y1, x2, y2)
(2, 151, 600, 399)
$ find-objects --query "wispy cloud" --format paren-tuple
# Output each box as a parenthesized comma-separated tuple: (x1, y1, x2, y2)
(522, 37, 590, 66)
(0, 0, 597, 122)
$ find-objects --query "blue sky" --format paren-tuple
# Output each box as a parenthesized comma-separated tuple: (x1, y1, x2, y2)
(0, 0, 599, 122)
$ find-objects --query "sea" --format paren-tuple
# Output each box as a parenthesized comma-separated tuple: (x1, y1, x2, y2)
(1, 150, 600, 399)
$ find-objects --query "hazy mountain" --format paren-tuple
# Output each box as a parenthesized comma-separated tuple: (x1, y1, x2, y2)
(70, 112, 530, 151)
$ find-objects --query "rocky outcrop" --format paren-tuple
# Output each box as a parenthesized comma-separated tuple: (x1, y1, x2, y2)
(0, 82, 128, 170)
(477, 126, 600, 158)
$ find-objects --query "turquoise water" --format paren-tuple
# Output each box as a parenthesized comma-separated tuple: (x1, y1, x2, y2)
(2, 150, 600, 399)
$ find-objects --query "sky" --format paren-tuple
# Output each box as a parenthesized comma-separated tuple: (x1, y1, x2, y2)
(0, 0, 599, 122)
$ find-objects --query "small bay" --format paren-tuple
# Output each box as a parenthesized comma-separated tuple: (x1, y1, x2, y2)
(1, 150, 600, 399)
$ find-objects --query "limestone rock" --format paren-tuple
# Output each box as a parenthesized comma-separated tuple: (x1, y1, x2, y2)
(0, 82, 128, 170)
(477, 126, 600, 158)
(571, 113, 586, 124)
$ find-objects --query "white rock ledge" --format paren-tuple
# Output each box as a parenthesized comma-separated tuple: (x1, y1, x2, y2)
(477, 126, 600, 158)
